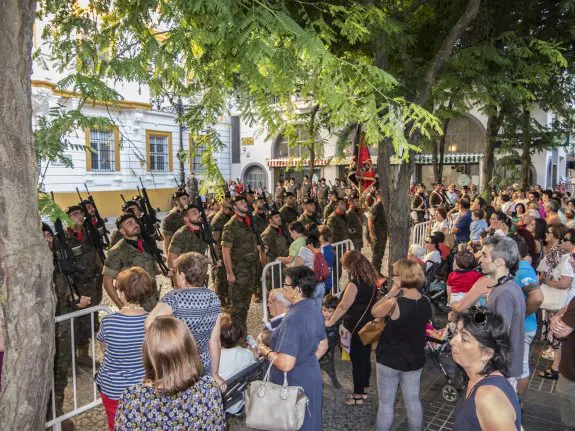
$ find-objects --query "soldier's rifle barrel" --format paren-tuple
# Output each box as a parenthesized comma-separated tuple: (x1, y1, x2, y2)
(196, 196, 219, 266)
(84, 184, 110, 247)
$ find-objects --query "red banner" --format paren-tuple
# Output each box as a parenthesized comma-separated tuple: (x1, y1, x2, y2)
(355, 135, 375, 190)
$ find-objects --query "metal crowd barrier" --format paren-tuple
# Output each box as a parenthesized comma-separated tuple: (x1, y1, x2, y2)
(260, 239, 354, 323)
(411, 220, 432, 248)
(45, 305, 113, 431)
(331, 239, 354, 296)
(261, 260, 284, 324)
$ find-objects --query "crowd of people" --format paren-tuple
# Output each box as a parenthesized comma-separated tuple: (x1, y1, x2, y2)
(1, 176, 575, 431)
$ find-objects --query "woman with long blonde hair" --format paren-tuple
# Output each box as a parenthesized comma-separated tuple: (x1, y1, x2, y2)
(325, 250, 379, 405)
(115, 316, 225, 430)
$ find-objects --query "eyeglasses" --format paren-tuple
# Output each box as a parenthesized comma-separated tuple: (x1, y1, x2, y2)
(469, 306, 488, 325)
(283, 282, 293, 288)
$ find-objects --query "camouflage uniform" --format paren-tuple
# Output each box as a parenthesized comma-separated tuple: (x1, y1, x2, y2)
(211, 210, 231, 305)
(109, 228, 123, 247)
(369, 201, 388, 274)
(252, 212, 268, 299)
(161, 208, 184, 239)
(317, 184, 329, 209)
(221, 215, 258, 329)
(65, 228, 103, 347)
(186, 177, 199, 200)
(261, 225, 289, 291)
(323, 201, 335, 224)
(103, 239, 159, 311)
(274, 186, 285, 209)
(346, 207, 363, 252)
(51, 238, 75, 416)
(168, 225, 208, 257)
(335, 185, 346, 199)
(326, 210, 349, 244)
(279, 204, 299, 226)
(300, 183, 312, 202)
(297, 213, 315, 228)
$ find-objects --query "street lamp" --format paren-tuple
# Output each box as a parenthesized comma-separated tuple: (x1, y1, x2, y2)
(150, 93, 187, 185)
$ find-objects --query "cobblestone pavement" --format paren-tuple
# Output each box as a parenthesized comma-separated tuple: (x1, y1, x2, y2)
(49, 240, 565, 431)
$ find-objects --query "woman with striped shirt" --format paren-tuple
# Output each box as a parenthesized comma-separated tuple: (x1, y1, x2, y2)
(96, 267, 153, 431)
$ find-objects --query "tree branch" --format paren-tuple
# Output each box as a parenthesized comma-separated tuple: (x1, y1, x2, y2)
(415, 0, 481, 106)
(396, 0, 432, 19)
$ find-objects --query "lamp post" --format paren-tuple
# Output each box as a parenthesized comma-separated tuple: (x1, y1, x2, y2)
(151, 93, 187, 185)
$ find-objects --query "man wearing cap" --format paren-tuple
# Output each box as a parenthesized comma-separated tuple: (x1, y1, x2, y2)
(161, 189, 190, 252)
(334, 178, 346, 200)
(410, 183, 428, 223)
(43, 223, 90, 425)
(298, 198, 318, 228)
(368, 191, 388, 274)
(167, 204, 209, 269)
(210, 198, 233, 306)
(317, 178, 329, 210)
(429, 183, 445, 217)
(221, 195, 261, 328)
(64, 205, 103, 366)
(274, 179, 285, 209)
(109, 200, 143, 247)
(186, 172, 199, 200)
(285, 177, 296, 194)
(252, 197, 269, 237)
(279, 192, 299, 227)
(327, 198, 350, 244)
(103, 213, 161, 311)
(323, 189, 337, 222)
(298, 175, 312, 204)
(246, 189, 256, 207)
(346, 194, 363, 252)
(262, 210, 290, 290)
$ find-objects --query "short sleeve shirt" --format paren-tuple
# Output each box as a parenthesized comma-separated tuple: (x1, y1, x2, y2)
(289, 237, 306, 257)
(454, 211, 472, 243)
(514, 260, 539, 333)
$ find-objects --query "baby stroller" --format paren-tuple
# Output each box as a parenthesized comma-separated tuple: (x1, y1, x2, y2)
(425, 331, 467, 402)
(423, 261, 450, 313)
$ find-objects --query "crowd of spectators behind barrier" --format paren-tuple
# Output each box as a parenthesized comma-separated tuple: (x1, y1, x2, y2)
(4, 180, 575, 430)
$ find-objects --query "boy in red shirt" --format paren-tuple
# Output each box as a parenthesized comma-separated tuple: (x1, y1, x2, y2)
(447, 250, 483, 304)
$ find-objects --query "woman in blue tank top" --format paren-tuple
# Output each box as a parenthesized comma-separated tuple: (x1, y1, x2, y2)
(451, 307, 521, 430)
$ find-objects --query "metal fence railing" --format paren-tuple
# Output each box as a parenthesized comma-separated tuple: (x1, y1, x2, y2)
(45, 305, 113, 431)
(411, 220, 433, 248)
(331, 239, 354, 296)
(261, 261, 284, 324)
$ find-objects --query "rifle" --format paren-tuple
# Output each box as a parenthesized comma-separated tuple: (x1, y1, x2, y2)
(245, 196, 265, 250)
(174, 176, 184, 191)
(76, 187, 106, 264)
(84, 184, 110, 247)
(196, 196, 219, 265)
(51, 192, 81, 304)
(140, 229, 170, 276)
(138, 179, 162, 240)
(120, 194, 127, 204)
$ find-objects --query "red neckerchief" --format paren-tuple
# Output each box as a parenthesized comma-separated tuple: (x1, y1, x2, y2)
(277, 227, 283, 237)
(335, 209, 344, 216)
(137, 238, 144, 253)
(91, 217, 98, 227)
(67, 228, 83, 241)
(238, 215, 251, 227)
(188, 225, 203, 234)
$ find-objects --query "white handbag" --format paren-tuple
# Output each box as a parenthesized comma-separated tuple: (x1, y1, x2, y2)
(244, 357, 309, 431)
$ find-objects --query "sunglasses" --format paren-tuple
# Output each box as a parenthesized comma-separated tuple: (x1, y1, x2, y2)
(469, 306, 489, 325)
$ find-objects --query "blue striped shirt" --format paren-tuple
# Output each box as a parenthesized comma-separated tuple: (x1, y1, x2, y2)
(96, 313, 148, 400)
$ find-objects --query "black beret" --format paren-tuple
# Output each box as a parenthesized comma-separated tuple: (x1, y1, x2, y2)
(65, 205, 83, 215)
(116, 213, 138, 229)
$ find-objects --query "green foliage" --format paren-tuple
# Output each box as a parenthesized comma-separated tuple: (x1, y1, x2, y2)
(38, 191, 71, 224)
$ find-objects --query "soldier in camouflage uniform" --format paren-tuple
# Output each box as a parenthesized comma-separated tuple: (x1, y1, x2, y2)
(346, 194, 363, 252)
(368, 191, 388, 275)
(317, 178, 329, 210)
(261, 210, 289, 291)
(298, 198, 319, 228)
(221, 195, 262, 329)
(167, 204, 208, 269)
(326, 198, 350, 244)
(65, 205, 103, 366)
(274, 180, 285, 209)
(103, 213, 161, 311)
(161, 189, 190, 254)
(285, 177, 296, 195)
(279, 192, 299, 228)
(333, 178, 346, 200)
(323, 189, 337, 222)
(298, 175, 312, 204)
(43, 224, 90, 428)
(251, 197, 268, 302)
(211, 198, 232, 306)
(186, 172, 199, 200)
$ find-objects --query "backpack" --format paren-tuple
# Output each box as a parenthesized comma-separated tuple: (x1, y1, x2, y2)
(307, 245, 331, 282)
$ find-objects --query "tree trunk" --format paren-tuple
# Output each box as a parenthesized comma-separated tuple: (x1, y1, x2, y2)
(0, 1, 56, 429)
(308, 105, 319, 178)
(520, 108, 531, 189)
(481, 113, 504, 199)
(432, 118, 450, 184)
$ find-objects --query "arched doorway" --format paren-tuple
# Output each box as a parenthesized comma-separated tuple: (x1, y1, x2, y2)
(242, 163, 268, 189)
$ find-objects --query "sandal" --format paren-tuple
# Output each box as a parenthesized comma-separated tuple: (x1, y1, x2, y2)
(538, 368, 559, 380)
(344, 395, 364, 405)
